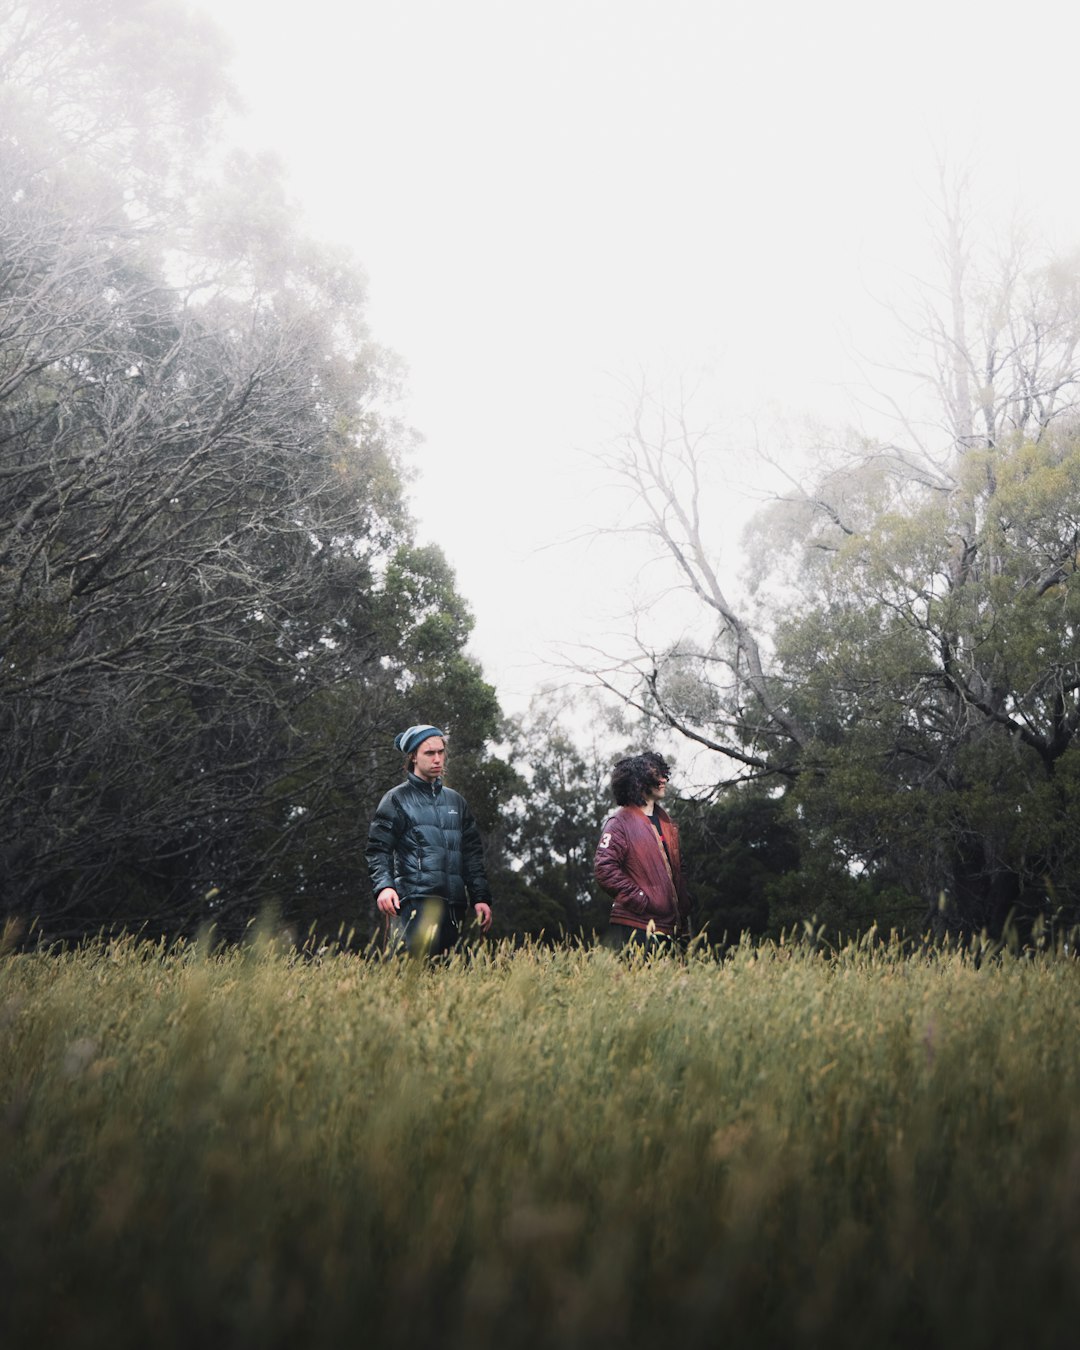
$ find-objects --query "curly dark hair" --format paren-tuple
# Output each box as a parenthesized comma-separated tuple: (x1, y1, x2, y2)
(610, 752, 671, 807)
(639, 751, 671, 783)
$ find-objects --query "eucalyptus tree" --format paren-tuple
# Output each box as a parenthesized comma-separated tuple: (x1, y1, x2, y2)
(0, 0, 501, 941)
(585, 187, 1080, 938)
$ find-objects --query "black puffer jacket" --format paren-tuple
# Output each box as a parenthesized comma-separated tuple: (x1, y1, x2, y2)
(366, 773, 492, 911)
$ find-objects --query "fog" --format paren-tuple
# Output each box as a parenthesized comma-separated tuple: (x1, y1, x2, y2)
(203, 0, 1080, 712)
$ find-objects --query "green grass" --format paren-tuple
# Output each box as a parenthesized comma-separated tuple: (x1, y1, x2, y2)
(2, 929, 1079, 1349)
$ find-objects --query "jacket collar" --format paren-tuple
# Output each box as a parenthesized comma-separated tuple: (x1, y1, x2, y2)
(407, 771, 442, 794)
(634, 802, 668, 821)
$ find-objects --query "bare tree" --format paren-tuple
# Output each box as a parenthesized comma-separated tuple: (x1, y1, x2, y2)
(579, 375, 808, 785)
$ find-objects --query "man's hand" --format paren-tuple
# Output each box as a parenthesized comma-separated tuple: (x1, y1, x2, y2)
(473, 902, 492, 933)
(376, 887, 400, 915)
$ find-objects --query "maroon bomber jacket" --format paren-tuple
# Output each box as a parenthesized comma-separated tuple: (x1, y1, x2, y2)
(593, 804, 690, 936)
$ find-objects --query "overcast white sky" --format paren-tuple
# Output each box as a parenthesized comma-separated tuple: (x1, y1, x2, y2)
(203, 0, 1080, 714)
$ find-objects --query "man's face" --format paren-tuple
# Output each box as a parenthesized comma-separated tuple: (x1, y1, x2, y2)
(647, 767, 669, 802)
(412, 736, 446, 782)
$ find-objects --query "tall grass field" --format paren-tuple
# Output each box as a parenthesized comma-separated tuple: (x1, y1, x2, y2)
(2, 929, 1079, 1349)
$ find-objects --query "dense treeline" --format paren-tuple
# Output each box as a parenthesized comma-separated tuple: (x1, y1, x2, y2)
(8, 3, 1080, 949)
(0, 0, 507, 942)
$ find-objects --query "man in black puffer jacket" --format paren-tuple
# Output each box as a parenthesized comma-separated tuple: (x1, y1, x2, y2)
(366, 724, 493, 956)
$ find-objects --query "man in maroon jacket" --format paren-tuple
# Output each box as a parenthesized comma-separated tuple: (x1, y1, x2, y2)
(593, 752, 691, 949)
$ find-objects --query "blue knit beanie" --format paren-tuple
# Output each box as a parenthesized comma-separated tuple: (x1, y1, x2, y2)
(394, 724, 446, 756)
